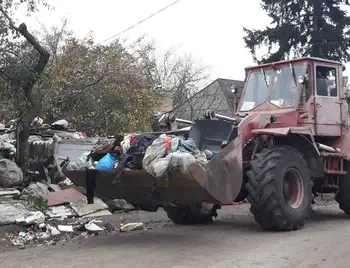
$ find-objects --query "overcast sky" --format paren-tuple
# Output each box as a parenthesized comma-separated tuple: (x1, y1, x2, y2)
(17, 0, 350, 82)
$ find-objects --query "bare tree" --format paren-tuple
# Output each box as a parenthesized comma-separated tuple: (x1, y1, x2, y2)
(130, 37, 211, 107)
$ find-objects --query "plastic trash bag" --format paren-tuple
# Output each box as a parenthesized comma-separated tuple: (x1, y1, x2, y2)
(96, 153, 116, 170)
(76, 152, 93, 169)
(121, 134, 132, 153)
(66, 152, 94, 170)
(180, 139, 199, 153)
(167, 151, 195, 174)
(170, 137, 199, 154)
(152, 158, 170, 178)
(52, 119, 69, 128)
(167, 151, 208, 174)
(31, 116, 43, 127)
(170, 137, 180, 152)
(142, 134, 171, 178)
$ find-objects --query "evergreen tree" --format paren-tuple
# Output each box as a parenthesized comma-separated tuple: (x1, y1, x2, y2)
(244, 0, 350, 63)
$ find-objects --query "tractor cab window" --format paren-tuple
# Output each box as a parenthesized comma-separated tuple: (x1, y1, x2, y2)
(298, 64, 312, 107)
(269, 64, 304, 108)
(239, 69, 274, 111)
(316, 66, 337, 97)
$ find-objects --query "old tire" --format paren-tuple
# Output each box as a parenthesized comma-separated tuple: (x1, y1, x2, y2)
(246, 146, 312, 231)
(335, 163, 350, 214)
(164, 203, 218, 225)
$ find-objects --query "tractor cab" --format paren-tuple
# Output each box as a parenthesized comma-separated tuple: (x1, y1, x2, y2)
(237, 57, 348, 136)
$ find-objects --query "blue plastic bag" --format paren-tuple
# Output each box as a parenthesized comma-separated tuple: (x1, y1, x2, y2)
(96, 153, 116, 170)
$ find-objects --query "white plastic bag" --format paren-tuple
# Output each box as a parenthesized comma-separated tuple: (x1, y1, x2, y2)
(52, 119, 69, 128)
(142, 134, 170, 177)
(66, 152, 94, 170)
(167, 151, 208, 174)
(76, 152, 94, 169)
(121, 134, 132, 153)
(152, 158, 170, 178)
(31, 116, 43, 127)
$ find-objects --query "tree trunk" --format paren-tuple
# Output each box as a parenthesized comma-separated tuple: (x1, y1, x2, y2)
(0, 8, 50, 170)
(12, 24, 49, 170)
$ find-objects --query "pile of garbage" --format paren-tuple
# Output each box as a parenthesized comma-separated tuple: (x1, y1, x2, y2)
(0, 117, 86, 163)
(0, 173, 137, 248)
(5, 217, 145, 249)
(66, 133, 217, 179)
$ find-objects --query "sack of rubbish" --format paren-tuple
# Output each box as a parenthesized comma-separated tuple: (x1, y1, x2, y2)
(142, 135, 208, 179)
(142, 134, 171, 178)
(96, 153, 116, 170)
(0, 159, 23, 187)
(167, 151, 208, 174)
(31, 116, 43, 128)
(51, 119, 69, 130)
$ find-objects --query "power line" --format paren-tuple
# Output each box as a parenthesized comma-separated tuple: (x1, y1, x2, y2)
(96, 0, 181, 46)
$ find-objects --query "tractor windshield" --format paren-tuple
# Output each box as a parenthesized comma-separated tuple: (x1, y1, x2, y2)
(239, 69, 274, 111)
(269, 64, 304, 108)
(239, 63, 305, 111)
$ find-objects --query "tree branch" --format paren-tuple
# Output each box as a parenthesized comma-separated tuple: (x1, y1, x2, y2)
(0, 6, 20, 31)
(57, 74, 107, 104)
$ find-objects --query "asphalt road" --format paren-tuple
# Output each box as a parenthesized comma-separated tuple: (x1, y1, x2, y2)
(1, 201, 350, 268)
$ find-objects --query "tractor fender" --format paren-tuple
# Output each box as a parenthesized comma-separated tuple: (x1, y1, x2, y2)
(253, 126, 319, 155)
(253, 127, 323, 178)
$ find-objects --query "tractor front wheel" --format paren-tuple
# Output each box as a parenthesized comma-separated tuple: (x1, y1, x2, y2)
(246, 146, 312, 231)
(335, 163, 350, 214)
(164, 203, 219, 225)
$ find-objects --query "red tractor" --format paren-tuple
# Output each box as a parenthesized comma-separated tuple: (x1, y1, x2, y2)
(64, 57, 350, 231)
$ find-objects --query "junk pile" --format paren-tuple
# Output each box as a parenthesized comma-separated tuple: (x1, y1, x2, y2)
(0, 117, 86, 175)
(0, 177, 138, 248)
(0, 117, 80, 191)
(66, 133, 216, 180)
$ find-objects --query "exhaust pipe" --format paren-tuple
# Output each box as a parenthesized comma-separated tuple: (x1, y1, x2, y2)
(317, 143, 341, 153)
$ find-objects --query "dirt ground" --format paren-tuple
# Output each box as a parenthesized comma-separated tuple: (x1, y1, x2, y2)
(0, 200, 350, 268)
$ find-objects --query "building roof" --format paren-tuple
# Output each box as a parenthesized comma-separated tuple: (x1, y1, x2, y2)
(172, 78, 245, 119)
(216, 78, 244, 113)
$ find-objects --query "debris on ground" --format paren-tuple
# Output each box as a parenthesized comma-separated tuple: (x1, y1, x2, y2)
(46, 205, 77, 218)
(0, 159, 23, 187)
(0, 203, 33, 226)
(85, 220, 104, 233)
(0, 187, 20, 197)
(16, 211, 46, 225)
(105, 199, 135, 212)
(57, 225, 74, 233)
(120, 222, 144, 232)
(69, 197, 109, 217)
(46, 188, 85, 206)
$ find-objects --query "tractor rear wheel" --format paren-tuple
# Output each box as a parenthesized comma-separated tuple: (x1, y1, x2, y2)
(164, 203, 218, 225)
(335, 163, 350, 215)
(246, 146, 312, 231)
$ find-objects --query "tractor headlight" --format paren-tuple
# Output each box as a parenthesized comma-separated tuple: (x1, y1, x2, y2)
(298, 75, 305, 84)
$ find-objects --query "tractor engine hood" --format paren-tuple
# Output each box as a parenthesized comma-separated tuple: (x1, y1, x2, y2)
(236, 109, 298, 144)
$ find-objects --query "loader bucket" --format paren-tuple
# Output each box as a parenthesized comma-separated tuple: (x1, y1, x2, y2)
(187, 119, 243, 204)
(63, 119, 243, 206)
